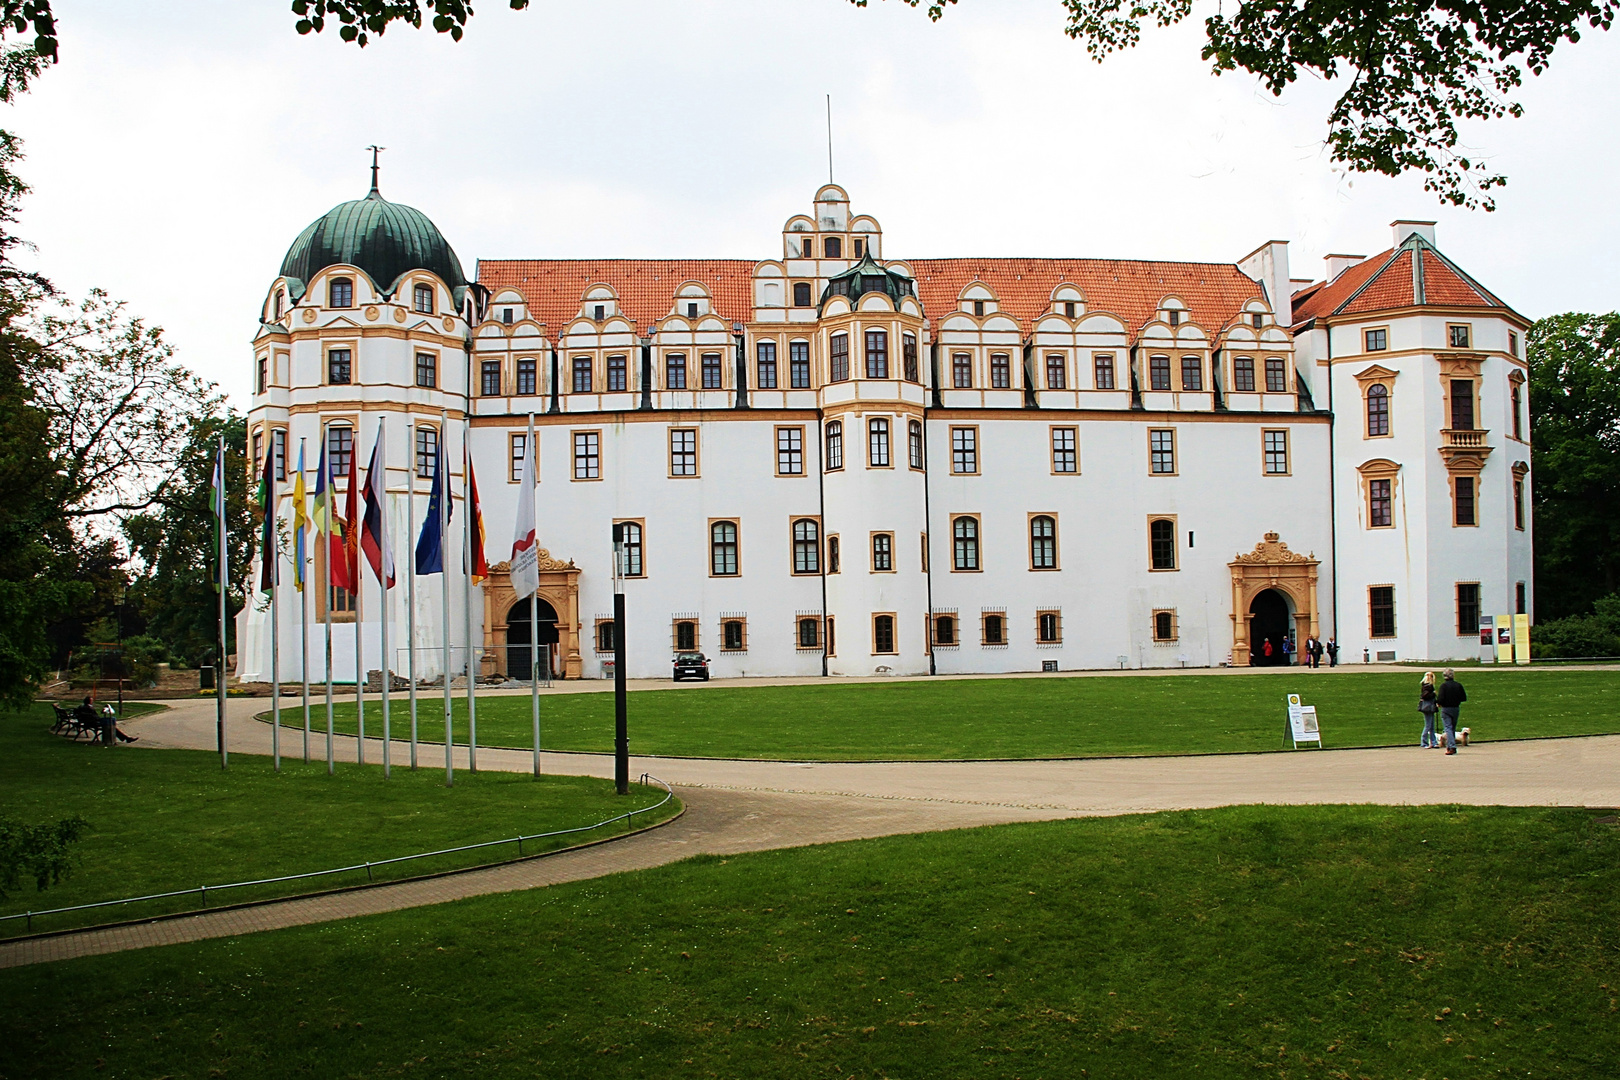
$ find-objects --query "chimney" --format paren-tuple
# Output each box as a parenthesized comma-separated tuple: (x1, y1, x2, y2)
(1237, 240, 1292, 327)
(1391, 220, 1436, 247)
(1325, 254, 1366, 282)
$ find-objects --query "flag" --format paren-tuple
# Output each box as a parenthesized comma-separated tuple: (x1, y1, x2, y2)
(341, 431, 361, 592)
(360, 429, 396, 588)
(509, 425, 538, 598)
(257, 442, 277, 592)
(210, 442, 225, 595)
(313, 438, 353, 593)
(468, 460, 489, 585)
(414, 444, 453, 575)
(292, 442, 309, 592)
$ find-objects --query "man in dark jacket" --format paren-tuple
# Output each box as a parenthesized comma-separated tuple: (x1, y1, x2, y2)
(1437, 670, 1467, 754)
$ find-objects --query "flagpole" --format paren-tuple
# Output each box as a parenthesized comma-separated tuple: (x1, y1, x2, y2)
(378, 418, 391, 779)
(270, 457, 280, 774)
(216, 433, 228, 770)
(355, 457, 365, 768)
(528, 412, 540, 779)
(461, 419, 474, 778)
(323, 434, 334, 776)
(442, 407, 454, 786)
(407, 419, 419, 770)
(299, 438, 310, 764)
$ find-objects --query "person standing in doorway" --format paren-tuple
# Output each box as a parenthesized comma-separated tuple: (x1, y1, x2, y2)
(1437, 669, 1467, 755)
(1281, 635, 1293, 666)
(1327, 637, 1339, 666)
(1263, 638, 1274, 662)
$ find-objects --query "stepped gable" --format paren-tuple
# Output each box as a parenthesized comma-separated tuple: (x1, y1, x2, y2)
(478, 259, 755, 332)
(908, 257, 1265, 334)
(1290, 238, 1510, 328)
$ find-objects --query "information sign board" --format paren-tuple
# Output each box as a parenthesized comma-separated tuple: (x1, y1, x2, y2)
(1285, 693, 1323, 749)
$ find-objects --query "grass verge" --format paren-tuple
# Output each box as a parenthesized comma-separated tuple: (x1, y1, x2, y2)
(278, 667, 1619, 760)
(2, 804, 1615, 1078)
(0, 704, 677, 937)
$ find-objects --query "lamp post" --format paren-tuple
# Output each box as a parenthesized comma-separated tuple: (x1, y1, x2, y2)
(612, 522, 628, 794)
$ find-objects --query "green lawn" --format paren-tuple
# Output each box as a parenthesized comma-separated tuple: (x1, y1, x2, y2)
(277, 667, 1619, 760)
(0, 704, 677, 936)
(3, 804, 1615, 1078)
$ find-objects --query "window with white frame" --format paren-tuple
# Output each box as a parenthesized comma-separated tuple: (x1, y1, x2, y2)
(868, 417, 890, 467)
(776, 426, 804, 476)
(669, 429, 697, 477)
(573, 431, 600, 479)
(825, 420, 843, 470)
(710, 521, 738, 576)
(1263, 429, 1289, 474)
(1051, 427, 1077, 473)
(952, 516, 980, 571)
(951, 427, 977, 474)
(908, 420, 923, 470)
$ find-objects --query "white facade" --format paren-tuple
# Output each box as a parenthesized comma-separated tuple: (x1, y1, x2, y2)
(243, 187, 1530, 682)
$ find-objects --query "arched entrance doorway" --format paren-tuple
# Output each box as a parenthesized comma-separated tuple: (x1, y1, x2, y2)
(1249, 588, 1292, 665)
(505, 598, 560, 681)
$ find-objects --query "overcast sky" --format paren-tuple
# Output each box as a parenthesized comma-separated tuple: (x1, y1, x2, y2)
(9, 0, 1617, 401)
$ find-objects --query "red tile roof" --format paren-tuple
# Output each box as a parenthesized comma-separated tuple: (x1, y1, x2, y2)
(906, 257, 1264, 333)
(477, 259, 755, 331)
(1290, 243, 1510, 327)
(1289, 249, 1394, 323)
(1342, 250, 1416, 315)
(1420, 250, 1501, 307)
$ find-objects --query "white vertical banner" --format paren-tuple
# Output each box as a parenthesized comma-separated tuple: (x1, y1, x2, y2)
(510, 414, 539, 600)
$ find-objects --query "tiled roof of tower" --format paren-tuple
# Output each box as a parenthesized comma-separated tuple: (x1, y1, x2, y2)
(1342, 250, 1416, 314)
(1420, 250, 1503, 307)
(907, 258, 1265, 332)
(1289, 250, 1394, 324)
(477, 259, 755, 331)
(1290, 242, 1510, 327)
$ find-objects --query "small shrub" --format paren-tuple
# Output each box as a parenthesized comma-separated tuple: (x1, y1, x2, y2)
(1534, 594, 1620, 658)
(0, 815, 90, 897)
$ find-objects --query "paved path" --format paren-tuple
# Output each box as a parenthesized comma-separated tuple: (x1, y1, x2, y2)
(6, 690, 1617, 970)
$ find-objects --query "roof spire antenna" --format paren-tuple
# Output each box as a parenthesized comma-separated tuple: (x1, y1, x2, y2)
(366, 144, 386, 195)
(825, 95, 834, 184)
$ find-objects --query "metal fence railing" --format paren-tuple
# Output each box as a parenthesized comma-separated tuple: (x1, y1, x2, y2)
(2, 774, 674, 935)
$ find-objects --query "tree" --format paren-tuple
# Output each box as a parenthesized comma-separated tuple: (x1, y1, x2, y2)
(0, 814, 87, 898)
(1526, 312, 1620, 620)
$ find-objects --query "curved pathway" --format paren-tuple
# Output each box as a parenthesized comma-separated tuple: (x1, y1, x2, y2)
(5, 692, 1617, 969)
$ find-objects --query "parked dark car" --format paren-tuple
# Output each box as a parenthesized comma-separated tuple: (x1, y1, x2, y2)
(672, 652, 710, 681)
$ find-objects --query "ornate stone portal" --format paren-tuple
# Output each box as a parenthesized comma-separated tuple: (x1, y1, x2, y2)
(480, 548, 584, 679)
(1229, 532, 1321, 667)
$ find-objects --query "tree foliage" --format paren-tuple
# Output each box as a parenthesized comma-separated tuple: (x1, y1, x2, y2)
(1527, 311, 1620, 620)
(0, 814, 87, 897)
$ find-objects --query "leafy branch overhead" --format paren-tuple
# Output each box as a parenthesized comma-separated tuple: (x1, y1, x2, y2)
(290, 0, 532, 45)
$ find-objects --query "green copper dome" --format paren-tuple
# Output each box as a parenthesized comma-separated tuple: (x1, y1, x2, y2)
(279, 186, 467, 300)
(819, 252, 915, 309)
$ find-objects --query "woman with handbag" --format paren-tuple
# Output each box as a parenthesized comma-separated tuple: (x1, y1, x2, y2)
(1418, 671, 1439, 748)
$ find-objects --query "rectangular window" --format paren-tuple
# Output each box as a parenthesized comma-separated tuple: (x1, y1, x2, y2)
(871, 532, 893, 572)
(1517, 581, 1527, 615)
(1149, 518, 1176, 570)
(873, 614, 896, 654)
(990, 353, 1011, 389)
(327, 425, 353, 478)
(669, 429, 698, 477)
(756, 341, 778, 389)
(796, 616, 821, 650)
(327, 583, 356, 614)
(908, 420, 923, 470)
(1046, 354, 1066, 390)
(953, 352, 972, 388)
(1029, 515, 1057, 570)
(789, 341, 811, 388)
(710, 521, 738, 576)
(665, 353, 687, 390)
(1263, 429, 1289, 475)
(776, 426, 804, 476)
(1454, 475, 1476, 526)
(1511, 381, 1524, 440)
(272, 428, 286, 482)
(572, 356, 592, 393)
(951, 426, 977, 474)
(415, 425, 438, 479)
(1457, 583, 1481, 636)
(827, 535, 840, 574)
(413, 282, 434, 314)
(1051, 427, 1077, 474)
(826, 616, 836, 657)
(415, 351, 437, 388)
(868, 417, 890, 467)
(903, 333, 919, 382)
(596, 619, 616, 653)
(1369, 478, 1392, 527)
(1264, 357, 1288, 393)
(865, 330, 889, 379)
(981, 612, 1005, 646)
(952, 516, 980, 571)
(328, 348, 352, 385)
(1514, 478, 1525, 530)
(1036, 610, 1061, 644)
(824, 421, 843, 471)
(1509, 331, 1520, 356)
(1149, 429, 1176, 475)
(516, 357, 537, 396)
(701, 352, 723, 389)
(1232, 356, 1255, 392)
(615, 520, 644, 577)
(932, 613, 957, 646)
(1180, 356, 1202, 391)
(1450, 380, 1475, 430)
(674, 620, 697, 652)
(257, 355, 267, 394)
(606, 354, 627, 392)
(792, 519, 820, 574)
(1152, 609, 1178, 642)
(573, 431, 600, 480)
(830, 333, 850, 382)
(1093, 354, 1115, 390)
(722, 618, 746, 652)
(1369, 586, 1396, 638)
(1150, 355, 1171, 391)
(509, 433, 530, 483)
(481, 360, 503, 396)
(1365, 328, 1387, 351)
(1366, 384, 1390, 436)
(1449, 324, 1471, 349)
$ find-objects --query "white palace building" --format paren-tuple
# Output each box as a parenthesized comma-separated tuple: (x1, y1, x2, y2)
(241, 179, 1533, 683)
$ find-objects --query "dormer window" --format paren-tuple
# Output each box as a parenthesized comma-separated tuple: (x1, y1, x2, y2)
(273, 290, 284, 319)
(1252, 313, 1263, 329)
(593, 304, 605, 322)
(413, 283, 434, 314)
(1167, 309, 1181, 327)
(853, 238, 864, 257)
(502, 308, 514, 325)
(329, 277, 353, 308)
(973, 300, 985, 317)
(1064, 301, 1075, 318)
(823, 237, 842, 259)
(687, 302, 698, 318)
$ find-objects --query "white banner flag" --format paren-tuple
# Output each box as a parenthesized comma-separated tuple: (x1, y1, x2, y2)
(510, 417, 538, 599)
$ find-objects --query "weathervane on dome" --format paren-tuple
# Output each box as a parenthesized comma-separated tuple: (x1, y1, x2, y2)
(366, 145, 386, 195)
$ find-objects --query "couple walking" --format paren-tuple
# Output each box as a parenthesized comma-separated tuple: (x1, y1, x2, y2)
(1418, 670, 1467, 754)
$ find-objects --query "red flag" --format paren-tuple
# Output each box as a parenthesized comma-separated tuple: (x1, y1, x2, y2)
(468, 460, 489, 584)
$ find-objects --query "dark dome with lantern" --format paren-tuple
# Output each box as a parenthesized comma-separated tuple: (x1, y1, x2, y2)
(279, 180, 467, 300)
(819, 252, 916, 309)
